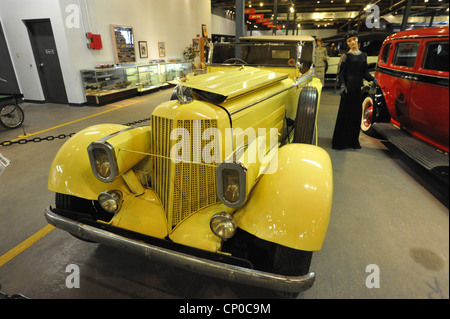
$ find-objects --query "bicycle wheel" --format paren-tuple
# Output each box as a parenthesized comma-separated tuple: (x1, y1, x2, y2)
(0, 102, 24, 129)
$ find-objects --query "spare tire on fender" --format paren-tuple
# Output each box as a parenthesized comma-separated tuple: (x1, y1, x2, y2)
(293, 86, 319, 145)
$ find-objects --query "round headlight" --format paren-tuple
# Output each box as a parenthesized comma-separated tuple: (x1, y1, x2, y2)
(216, 162, 247, 208)
(98, 190, 122, 213)
(222, 168, 241, 203)
(93, 148, 111, 179)
(210, 212, 236, 239)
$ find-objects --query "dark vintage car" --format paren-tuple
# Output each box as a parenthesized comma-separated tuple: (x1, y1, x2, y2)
(360, 26, 449, 182)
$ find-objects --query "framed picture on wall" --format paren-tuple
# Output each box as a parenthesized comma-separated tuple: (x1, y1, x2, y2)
(202, 24, 208, 37)
(138, 41, 148, 58)
(158, 42, 165, 57)
(110, 24, 135, 63)
(193, 39, 199, 52)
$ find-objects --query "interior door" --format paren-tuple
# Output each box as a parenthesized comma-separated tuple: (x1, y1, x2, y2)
(0, 22, 20, 95)
(25, 19, 68, 104)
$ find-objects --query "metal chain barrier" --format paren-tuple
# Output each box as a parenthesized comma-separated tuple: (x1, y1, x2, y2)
(0, 117, 151, 147)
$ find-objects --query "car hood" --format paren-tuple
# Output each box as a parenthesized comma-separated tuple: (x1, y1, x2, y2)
(182, 67, 289, 102)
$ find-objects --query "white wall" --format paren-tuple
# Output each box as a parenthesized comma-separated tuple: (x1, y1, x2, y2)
(211, 13, 235, 36)
(0, 0, 211, 104)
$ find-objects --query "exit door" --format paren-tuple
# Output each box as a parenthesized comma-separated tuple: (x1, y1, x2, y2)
(25, 19, 68, 104)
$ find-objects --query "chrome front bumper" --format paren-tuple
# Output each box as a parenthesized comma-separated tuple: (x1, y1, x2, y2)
(44, 206, 315, 294)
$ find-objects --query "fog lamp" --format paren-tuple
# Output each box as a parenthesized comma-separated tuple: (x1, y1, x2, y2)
(210, 212, 236, 239)
(98, 190, 122, 213)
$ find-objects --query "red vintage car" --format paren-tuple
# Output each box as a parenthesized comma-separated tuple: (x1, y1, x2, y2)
(361, 26, 449, 182)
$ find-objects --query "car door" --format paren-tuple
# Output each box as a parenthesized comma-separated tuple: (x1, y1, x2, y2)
(389, 40, 421, 128)
(409, 39, 449, 151)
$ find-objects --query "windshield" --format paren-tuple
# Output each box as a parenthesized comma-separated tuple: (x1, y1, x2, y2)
(210, 42, 314, 72)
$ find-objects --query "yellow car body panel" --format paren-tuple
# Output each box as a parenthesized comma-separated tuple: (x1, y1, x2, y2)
(234, 144, 333, 251)
(102, 126, 151, 177)
(109, 189, 168, 239)
(169, 203, 234, 251)
(184, 67, 288, 100)
(207, 66, 301, 81)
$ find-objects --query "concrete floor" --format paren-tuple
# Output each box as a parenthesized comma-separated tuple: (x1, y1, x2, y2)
(0, 86, 448, 299)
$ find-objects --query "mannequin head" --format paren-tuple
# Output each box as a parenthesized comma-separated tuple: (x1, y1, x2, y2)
(345, 30, 359, 51)
(316, 38, 323, 48)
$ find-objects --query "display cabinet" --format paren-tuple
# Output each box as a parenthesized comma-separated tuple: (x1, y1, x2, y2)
(80, 61, 193, 105)
(136, 64, 161, 93)
(159, 61, 193, 82)
(81, 66, 138, 105)
(137, 61, 192, 94)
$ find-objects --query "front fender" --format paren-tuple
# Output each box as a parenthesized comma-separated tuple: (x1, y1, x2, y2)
(234, 143, 333, 251)
(48, 123, 131, 200)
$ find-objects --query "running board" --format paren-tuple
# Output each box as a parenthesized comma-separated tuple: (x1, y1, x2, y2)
(372, 123, 449, 183)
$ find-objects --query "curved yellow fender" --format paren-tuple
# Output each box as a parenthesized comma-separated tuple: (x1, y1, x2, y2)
(48, 123, 136, 200)
(234, 143, 333, 251)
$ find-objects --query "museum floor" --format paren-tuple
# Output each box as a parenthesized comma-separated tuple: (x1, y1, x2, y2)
(0, 86, 448, 299)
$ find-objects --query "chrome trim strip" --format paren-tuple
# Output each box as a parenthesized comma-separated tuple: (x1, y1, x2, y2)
(376, 65, 449, 87)
(229, 71, 315, 115)
(44, 207, 315, 293)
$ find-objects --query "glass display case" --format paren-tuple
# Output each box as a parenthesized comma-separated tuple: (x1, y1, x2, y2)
(136, 64, 161, 93)
(80, 62, 193, 105)
(159, 61, 193, 82)
(137, 61, 192, 93)
(81, 65, 138, 105)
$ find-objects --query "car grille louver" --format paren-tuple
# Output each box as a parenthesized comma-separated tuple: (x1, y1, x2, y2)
(151, 115, 220, 228)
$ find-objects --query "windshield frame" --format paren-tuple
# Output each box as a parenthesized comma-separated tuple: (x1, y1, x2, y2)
(208, 41, 313, 70)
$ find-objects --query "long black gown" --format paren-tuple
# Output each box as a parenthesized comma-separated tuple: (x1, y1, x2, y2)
(332, 52, 374, 149)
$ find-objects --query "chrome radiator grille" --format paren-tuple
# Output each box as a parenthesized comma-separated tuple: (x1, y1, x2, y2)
(151, 115, 219, 228)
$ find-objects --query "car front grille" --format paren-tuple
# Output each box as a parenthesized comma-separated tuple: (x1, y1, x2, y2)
(151, 115, 220, 228)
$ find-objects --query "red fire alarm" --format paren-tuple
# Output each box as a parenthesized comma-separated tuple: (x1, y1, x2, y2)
(87, 32, 103, 50)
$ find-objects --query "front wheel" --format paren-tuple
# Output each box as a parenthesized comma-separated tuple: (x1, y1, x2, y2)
(271, 244, 313, 298)
(55, 193, 114, 242)
(0, 103, 24, 129)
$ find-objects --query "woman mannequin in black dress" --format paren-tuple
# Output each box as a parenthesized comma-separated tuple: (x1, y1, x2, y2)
(332, 30, 377, 150)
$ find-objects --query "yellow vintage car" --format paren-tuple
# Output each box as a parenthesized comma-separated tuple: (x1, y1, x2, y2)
(44, 35, 333, 297)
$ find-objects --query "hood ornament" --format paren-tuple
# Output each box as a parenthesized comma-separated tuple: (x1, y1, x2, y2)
(176, 84, 193, 104)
